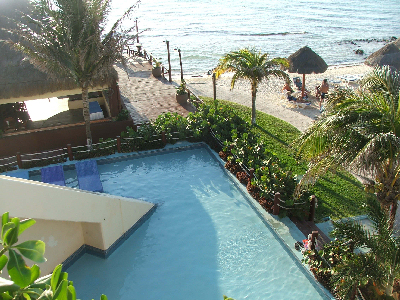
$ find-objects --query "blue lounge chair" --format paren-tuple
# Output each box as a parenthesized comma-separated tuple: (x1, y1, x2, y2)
(293, 77, 302, 90)
(41, 165, 66, 186)
(75, 160, 103, 193)
(89, 101, 104, 120)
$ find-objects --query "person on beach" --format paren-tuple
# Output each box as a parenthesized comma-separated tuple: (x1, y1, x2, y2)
(282, 81, 294, 93)
(282, 81, 296, 101)
(320, 79, 329, 99)
(317, 79, 329, 109)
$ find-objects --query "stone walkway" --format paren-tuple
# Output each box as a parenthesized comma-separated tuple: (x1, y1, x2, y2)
(115, 58, 195, 124)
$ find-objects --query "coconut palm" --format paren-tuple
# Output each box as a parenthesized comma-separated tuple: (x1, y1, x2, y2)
(294, 65, 400, 229)
(214, 48, 289, 125)
(330, 196, 400, 298)
(3, 0, 139, 147)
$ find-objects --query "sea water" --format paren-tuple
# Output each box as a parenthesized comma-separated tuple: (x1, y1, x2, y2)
(66, 147, 329, 300)
(108, 0, 400, 75)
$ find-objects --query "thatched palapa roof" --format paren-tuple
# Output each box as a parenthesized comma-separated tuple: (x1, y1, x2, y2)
(288, 46, 328, 74)
(393, 38, 400, 49)
(365, 42, 400, 70)
(0, 0, 117, 101)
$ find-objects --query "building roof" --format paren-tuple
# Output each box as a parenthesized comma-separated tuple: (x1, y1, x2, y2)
(0, 0, 117, 101)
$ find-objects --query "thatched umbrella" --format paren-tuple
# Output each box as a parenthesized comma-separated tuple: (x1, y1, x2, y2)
(393, 38, 400, 49)
(288, 46, 328, 99)
(365, 43, 400, 71)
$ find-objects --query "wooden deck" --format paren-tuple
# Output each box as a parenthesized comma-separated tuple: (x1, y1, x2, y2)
(290, 217, 331, 249)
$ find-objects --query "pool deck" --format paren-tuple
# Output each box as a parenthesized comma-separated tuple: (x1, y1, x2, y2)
(115, 57, 196, 124)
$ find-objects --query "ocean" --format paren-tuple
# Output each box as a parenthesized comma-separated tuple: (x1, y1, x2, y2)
(110, 0, 400, 75)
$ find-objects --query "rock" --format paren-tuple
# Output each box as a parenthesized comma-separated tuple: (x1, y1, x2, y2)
(354, 49, 364, 55)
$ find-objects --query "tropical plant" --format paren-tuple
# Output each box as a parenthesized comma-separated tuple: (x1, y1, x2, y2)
(116, 109, 129, 121)
(214, 48, 289, 125)
(152, 58, 161, 69)
(176, 80, 187, 95)
(3, 0, 140, 148)
(330, 196, 400, 299)
(294, 66, 400, 229)
(154, 112, 190, 143)
(0, 212, 107, 300)
(120, 123, 163, 151)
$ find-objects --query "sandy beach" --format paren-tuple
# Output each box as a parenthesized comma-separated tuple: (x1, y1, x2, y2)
(184, 64, 373, 132)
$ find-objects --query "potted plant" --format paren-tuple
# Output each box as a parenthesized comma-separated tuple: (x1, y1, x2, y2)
(152, 59, 162, 77)
(176, 80, 188, 104)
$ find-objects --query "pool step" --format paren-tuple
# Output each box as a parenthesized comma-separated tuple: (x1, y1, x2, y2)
(6, 170, 30, 180)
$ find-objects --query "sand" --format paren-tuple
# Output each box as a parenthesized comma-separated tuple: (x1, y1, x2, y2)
(184, 64, 373, 132)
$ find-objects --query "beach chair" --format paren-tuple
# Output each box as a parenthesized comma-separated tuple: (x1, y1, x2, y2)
(293, 77, 302, 90)
(75, 160, 103, 193)
(41, 165, 66, 186)
(89, 101, 104, 120)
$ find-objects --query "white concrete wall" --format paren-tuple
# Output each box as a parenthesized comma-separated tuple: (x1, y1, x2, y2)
(0, 175, 154, 276)
(0, 87, 107, 104)
(1, 219, 85, 277)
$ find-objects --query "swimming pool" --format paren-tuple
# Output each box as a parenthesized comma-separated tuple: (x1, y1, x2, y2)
(62, 145, 329, 299)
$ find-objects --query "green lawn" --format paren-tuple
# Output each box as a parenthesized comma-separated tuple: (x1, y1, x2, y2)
(202, 97, 370, 221)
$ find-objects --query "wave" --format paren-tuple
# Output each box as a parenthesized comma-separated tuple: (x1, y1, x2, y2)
(338, 37, 397, 45)
(238, 32, 308, 37)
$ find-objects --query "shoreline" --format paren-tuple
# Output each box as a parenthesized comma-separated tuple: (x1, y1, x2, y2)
(173, 62, 370, 79)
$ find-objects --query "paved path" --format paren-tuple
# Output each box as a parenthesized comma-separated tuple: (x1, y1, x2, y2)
(115, 58, 195, 124)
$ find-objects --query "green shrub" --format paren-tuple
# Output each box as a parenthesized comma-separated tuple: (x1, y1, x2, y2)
(116, 109, 129, 121)
(154, 112, 190, 144)
(120, 123, 163, 152)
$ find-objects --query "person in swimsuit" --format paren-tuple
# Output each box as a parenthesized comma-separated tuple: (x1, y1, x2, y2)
(282, 81, 296, 101)
(320, 79, 329, 99)
(319, 79, 329, 109)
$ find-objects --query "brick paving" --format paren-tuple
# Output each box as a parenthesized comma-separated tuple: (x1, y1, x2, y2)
(115, 57, 195, 125)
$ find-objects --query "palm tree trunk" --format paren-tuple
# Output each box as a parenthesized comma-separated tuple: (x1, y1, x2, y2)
(350, 284, 357, 300)
(82, 83, 93, 149)
(385, 269, 394, 297)
(376, 166, 399, 231)
(389, 200, 398, 231)
(251, 85, 257, 125)
(385, 280, 394, 297)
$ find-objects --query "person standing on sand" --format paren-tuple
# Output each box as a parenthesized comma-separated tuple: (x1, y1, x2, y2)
(319, 79, 329, 109)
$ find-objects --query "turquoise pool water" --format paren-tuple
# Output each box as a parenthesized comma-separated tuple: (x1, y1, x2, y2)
(64, 146, 328, 300)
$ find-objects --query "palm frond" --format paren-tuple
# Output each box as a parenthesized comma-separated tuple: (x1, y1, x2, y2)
(361, 65, 400, 98)
(214, 48, 289, 124)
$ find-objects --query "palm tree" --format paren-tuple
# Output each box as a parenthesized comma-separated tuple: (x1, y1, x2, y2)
(4, 0, 139, 147)
(294, 66, 400, 229)
(214, 48, 289, 125)
(330, 196, 400, 298)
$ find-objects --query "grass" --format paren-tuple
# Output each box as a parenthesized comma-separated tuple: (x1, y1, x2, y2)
(202, 97, 370, 222)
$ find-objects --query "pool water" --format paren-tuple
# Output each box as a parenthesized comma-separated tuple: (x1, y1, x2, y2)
(66, 146, 328, 300)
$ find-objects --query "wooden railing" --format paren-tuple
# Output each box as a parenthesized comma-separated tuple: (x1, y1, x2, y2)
(0, 129, 198, 172)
